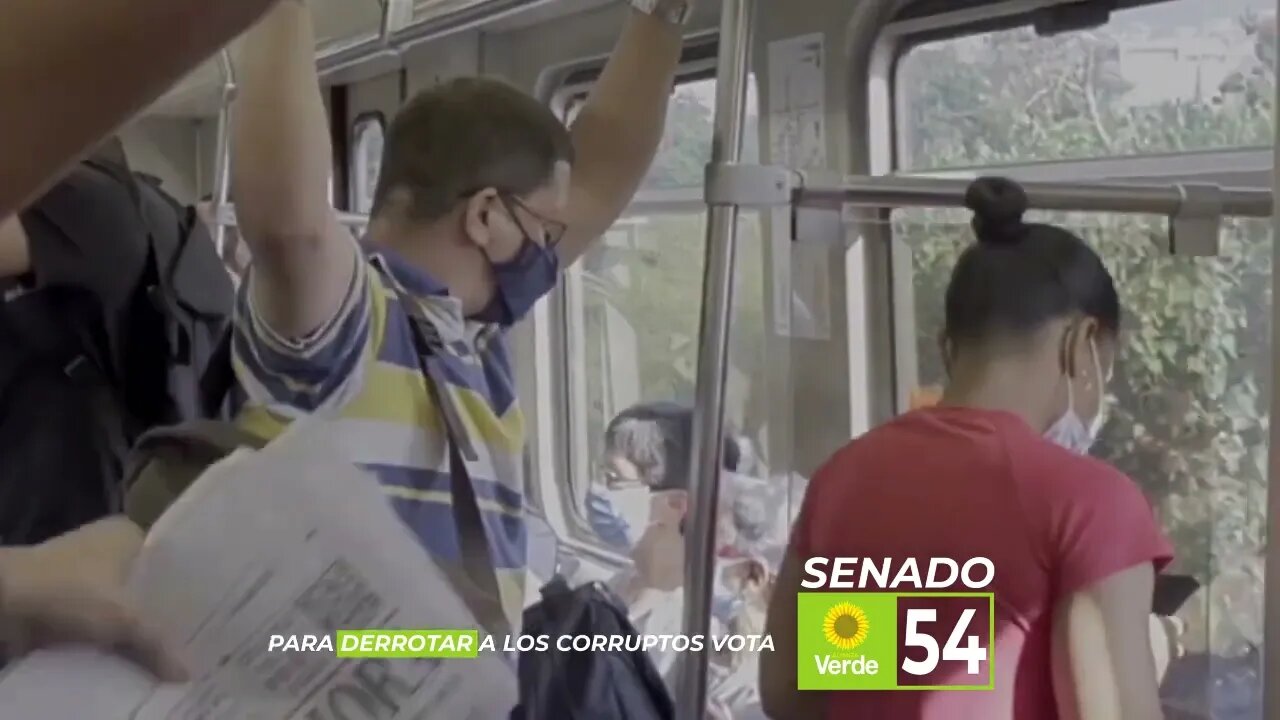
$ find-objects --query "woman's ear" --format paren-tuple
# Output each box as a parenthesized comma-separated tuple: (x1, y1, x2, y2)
(1070, 317, 1103, 383)
(938, 331, 953, 376)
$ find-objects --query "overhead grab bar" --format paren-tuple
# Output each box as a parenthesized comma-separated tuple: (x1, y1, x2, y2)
(678, 0, 755, 717)
(795, 173, 1273, 218)
(387, 0, 553, 52)
(213, 0, 407, 232)
(318, 0, 550, 77)
(317, 0, 413, 77)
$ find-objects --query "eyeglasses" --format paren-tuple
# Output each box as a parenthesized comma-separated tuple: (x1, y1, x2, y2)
(499, 193, 567, 251)
(600, 465, 646, 491)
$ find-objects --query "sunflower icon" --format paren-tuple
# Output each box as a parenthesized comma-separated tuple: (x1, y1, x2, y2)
(822, 602, 870, 650)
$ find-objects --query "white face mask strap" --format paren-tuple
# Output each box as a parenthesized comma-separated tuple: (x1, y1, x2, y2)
(1064, 363, 1076, 415)
(1089, 338, 1104, 393)
(1089, 337, 1108, 430)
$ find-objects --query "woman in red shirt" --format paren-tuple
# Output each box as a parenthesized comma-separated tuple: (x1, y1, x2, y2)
(761, 177, 1172, 720)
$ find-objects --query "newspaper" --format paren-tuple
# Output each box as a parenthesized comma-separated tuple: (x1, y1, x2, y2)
(0, 420, 517, 720)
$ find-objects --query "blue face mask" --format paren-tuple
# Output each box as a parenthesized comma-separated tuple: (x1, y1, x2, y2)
(471, 196, 562, 325)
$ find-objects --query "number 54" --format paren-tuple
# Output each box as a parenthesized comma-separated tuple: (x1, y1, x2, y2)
(901, 608, 986, 676)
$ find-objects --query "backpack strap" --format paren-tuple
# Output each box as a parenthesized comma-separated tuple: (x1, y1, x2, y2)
(80, 159, 234, 421)
(198, 328, 236, 419)
(123, 420, 267, 529)
(392, 284, 511, 640)
(63, 330, 135, 514)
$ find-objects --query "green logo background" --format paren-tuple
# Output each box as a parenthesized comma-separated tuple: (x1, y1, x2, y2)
(796, 592, 996, 691)
(796, 593, 899, 690)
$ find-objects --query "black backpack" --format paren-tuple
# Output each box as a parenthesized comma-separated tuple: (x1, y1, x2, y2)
(512, 577, 675, 720)
(0, 158, 234, 544)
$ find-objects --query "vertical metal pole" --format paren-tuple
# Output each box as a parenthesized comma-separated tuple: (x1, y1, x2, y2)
(1263, 0, 1280, 710)
(676, 0, 755, 717)
(211, 50, 236, 256)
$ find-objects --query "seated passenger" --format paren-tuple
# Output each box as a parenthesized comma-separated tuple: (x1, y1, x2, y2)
(589, 402, 743, 551)
(762, 177, 1172, 720)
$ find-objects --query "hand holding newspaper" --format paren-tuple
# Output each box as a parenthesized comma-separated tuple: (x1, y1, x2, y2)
(0, 420, 517, 720)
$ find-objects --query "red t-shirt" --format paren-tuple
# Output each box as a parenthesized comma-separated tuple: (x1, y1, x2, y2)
(793, 406, 1173, 719)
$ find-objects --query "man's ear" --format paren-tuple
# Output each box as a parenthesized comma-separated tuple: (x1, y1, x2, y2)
(463, 188, 500, 249)
(671, 490, 690, 516)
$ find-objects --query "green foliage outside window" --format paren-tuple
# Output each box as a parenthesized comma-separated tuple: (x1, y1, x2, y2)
(898, 14, 1274, 654)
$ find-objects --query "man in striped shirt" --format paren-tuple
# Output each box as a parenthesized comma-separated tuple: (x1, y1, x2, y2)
(230, 0, 692, 632)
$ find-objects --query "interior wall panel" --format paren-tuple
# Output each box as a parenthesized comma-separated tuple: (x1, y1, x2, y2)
(118, 118, 202, 203)
(403, 32, 483, 94)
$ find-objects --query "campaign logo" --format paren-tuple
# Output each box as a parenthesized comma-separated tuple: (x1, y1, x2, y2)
(822, 602, 869, 651)
(797, 557, 996, 692)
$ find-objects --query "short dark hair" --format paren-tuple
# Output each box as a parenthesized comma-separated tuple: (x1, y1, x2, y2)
(371, 77, 574, 223)
(944, 176, 1121, 349)
(603, 402, 743, 492)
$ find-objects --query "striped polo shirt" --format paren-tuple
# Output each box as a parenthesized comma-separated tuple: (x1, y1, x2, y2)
(229, 240, 528, 631)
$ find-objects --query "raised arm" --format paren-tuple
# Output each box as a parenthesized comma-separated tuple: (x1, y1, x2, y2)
(1044, 467, 1172, 720)
(233, 0, 355, 338)
(556, 5, 688, 264)
(1051, 564, 1165, 720)
(0, 0, 280, 216)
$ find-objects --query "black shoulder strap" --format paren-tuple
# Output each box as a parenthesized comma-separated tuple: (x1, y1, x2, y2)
(198, 329, 236, 419)
(393, 283, 510, 639)
(64, 327, 134, 514)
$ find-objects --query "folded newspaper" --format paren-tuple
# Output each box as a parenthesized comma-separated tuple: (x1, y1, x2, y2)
(0, 421, 517, 719)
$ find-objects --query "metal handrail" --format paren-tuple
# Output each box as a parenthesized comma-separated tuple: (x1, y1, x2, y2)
(316, 0, 552, 77)
(798, 173, 1274, 218)
(678, 0, 754, 717)
(316, 0, 412, 77)
(213, 0, 412, 230)
(210, 50, 236, 253)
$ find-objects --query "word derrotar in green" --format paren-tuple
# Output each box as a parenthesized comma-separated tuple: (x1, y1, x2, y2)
(335, 629, 480, 658)
(796, 593, 995, 692)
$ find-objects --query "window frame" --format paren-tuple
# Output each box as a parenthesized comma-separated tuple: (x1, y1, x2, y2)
(348, 111, 387, 215)
(885, 0, 1272, 174)
(879, 0, 1276, 407)
(539, 52, 737, 564)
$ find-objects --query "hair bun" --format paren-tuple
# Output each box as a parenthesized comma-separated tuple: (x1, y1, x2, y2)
(964, 176, 1028, 245)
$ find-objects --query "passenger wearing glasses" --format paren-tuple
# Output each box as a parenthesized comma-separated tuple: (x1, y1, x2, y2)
(227, 0, 691, 634)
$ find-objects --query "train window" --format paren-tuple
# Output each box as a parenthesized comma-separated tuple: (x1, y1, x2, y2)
(556, 74, 776, 704)
(349, 113, 385, 214)
(895, 0, 1275, 171)
(562, 75, 763, 493)
(900, 207, 1269, 712)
